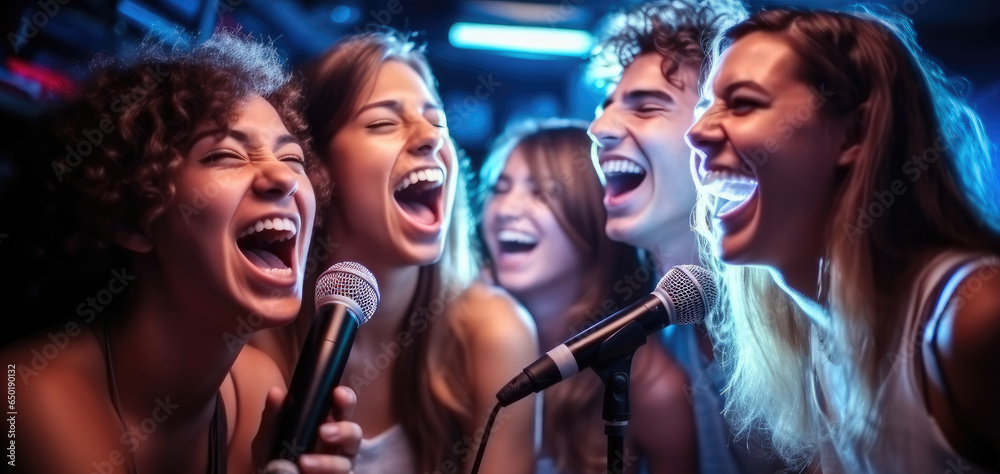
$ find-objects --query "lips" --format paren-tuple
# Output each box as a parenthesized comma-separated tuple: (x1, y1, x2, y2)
(497, 229, 538, 254)
(393, 167, 444, 228)
(236, 215, 298, 284)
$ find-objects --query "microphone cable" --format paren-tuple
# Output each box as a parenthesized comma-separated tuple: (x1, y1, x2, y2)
(469, 402, 502, 474)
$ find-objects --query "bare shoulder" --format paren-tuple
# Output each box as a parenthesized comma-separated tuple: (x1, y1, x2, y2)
(628, 342, 698, 473)
(228, 343, 285, 423)
(630, 341, 692, 414)
(934, 261, 1000, 457)
(936, 261, 1000, 382)
(2, 329, 126, 472)
(449, 281, 538, 349)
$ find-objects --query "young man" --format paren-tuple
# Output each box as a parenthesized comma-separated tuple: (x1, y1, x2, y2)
(588, 1, 785, 472)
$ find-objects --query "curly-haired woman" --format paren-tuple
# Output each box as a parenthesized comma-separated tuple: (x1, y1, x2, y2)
(2, 33, 360, 473)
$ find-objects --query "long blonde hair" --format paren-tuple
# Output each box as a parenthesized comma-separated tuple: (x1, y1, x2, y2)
(303, 28, 477, 472)
(694, 7, 1000, 468)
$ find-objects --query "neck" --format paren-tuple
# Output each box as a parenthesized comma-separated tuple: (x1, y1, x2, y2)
(770, 250, 832, 330)
(321, 248, 420, 339)
(646, 231, 700, 275)
(514, 277, 582, 351)
(107, 279, 238, 427)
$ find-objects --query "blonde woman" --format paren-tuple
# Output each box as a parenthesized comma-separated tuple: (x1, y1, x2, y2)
(687, 7, 1000, 473)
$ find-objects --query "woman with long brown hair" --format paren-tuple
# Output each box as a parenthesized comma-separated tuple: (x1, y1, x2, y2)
(252, 28, 539, 474)
(477, 119, 697, 473)
(687, 7, 1000, 472)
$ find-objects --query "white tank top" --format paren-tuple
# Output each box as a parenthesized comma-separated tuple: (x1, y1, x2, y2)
(354, 424, 416, 474)
(815, 251, 997, 473)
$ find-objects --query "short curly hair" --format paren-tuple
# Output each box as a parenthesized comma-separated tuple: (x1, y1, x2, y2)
(590, 0, 747, 90)
(49, 31, 325, 260)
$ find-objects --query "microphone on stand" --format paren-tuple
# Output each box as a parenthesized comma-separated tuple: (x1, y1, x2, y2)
(497, 265, 716, 406)
(267, 261, 380, 471)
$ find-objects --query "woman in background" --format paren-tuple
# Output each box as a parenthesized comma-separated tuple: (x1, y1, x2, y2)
(2, 33, 360, 473)
(477, 119, 697, 473)
(253, 29, 539, 474)
(687, 7, 1000, 472)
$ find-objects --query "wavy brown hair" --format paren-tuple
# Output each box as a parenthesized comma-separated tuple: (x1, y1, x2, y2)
(301, 28, 477, 473)
(693, 7, 1000, 468)
(476, 119, 644, 473)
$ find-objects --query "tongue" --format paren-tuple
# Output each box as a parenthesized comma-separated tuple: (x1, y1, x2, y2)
(606, 173, 645, 197)
(241, 248, 289, 270)
(399, 200, 435, 226)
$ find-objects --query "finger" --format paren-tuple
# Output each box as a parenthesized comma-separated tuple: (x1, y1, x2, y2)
(313, 420, 363, 458)
(298, 454, 353, 474)
(330, 386, 357, 421)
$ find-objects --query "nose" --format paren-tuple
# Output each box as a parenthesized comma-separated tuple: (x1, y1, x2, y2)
(253, 159, 299, 199)
(685, 108, 726, 172)
(408, 120, 444, 157)
(588, 106, 624, 150)
(685, 108, 726, 158)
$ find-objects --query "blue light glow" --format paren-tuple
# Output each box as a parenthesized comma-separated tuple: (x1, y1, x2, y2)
(448, 22, 593, 57)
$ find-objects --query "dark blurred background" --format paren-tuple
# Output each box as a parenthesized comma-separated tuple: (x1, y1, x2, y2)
(1, 0, 998, 164)
(0, 0, 997, 342)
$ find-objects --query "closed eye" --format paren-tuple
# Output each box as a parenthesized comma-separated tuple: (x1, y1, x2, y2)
(280, 154, 306, 172)
(728, 98, 759, 115)
(367, 120, 397, 130)
(203, 149, 246, 164)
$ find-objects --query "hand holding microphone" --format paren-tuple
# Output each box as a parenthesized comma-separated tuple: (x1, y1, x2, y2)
(497, 265, 716, 406)
(265, 261, 380, 473)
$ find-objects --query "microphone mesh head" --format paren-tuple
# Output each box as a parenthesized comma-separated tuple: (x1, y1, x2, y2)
(657, 265, 717, 325)
(315, 261, 380, 324)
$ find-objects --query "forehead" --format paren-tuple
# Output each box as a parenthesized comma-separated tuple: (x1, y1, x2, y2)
(711, 32, 802, 92)
(364, 59, 435, 103)
(612, 52, 699, 97)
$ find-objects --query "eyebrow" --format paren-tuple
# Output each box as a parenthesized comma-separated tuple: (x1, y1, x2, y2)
(355, 99, 442, 117)
(193, 128, 301, 150)
(602, 89, 676, 110)
(718, 80, 771, 99)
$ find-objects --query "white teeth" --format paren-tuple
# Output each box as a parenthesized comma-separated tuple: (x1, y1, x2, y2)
(699, 170, 758, 202)
(262, 267, 292, 276)
(600, 159, 644, 176)
(395, 168, 445, 193)
(497, 229, 538, 245)
(238, 217, 298, 240)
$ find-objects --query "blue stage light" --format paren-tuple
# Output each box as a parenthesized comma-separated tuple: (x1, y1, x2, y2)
(448, 22, 593, 57)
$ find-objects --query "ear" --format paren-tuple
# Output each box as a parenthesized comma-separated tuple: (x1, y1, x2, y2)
(837, 142, 862, 167)
(836, 103, 867, 168)
(114, 227, 154, 253)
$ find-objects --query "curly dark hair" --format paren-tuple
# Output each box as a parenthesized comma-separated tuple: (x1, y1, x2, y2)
(590, 0, 747, 90)
(10, 32, 324, 338)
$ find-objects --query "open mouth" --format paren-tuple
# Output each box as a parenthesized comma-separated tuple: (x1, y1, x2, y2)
(236, 217, 297, 278)
(393, 168, 444, 226)
(497, 229, 538, 254)
(600, 159, 646, 198)
(700, 169, 758, 216)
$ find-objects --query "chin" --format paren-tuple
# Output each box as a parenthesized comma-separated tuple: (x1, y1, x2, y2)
(394, 240, 446, 268)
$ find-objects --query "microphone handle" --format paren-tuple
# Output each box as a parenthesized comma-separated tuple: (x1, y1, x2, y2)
(271, 303, 359, 461)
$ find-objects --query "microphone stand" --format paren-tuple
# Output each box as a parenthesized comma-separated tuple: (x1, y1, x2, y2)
(592, 319, 648, 474)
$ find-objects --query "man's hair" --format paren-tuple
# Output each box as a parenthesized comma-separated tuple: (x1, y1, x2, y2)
(589, 0, 747, 90)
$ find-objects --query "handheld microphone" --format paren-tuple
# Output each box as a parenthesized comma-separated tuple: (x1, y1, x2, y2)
(270, 261, 380, 463)
(496, 265, 716, 406)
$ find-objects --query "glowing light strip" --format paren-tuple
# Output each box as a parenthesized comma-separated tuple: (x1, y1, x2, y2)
(448, 22, 593, 57)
